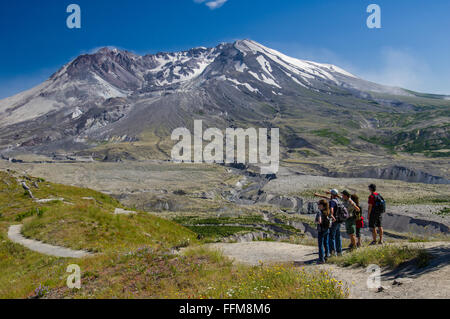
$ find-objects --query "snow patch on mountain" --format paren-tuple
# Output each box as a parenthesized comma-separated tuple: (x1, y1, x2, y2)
(256, 55, 273, 75)
(234, 40, 357, 86)
(260, 73, 281, 88)
(219, 75, 260, 93)
(283, 71, 308, 89)
(71, 107, 83, 119)
(235, 62, 248, 73)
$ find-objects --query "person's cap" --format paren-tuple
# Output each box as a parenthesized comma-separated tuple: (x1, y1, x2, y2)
(342, 190, 350, 197)
(330, 189, 339, 195)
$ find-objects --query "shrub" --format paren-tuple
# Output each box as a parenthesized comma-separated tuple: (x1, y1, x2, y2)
(15, 207, 46, 222)
(34, 284, 49, 298)
(329, 245, 432, 269)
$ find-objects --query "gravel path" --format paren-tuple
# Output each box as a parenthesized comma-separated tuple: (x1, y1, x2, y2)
(7, 225, 93, 258)
(208, 241, 450, 299)
(318, 241, 450, 299)
(207, 242, 318, 265)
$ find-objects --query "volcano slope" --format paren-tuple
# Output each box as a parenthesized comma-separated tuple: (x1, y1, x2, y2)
(0, 40, 448, 182)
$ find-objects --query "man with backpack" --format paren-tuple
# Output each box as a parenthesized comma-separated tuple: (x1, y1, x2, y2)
(368, 184, 386, 245)
(315, 189, 346, 256)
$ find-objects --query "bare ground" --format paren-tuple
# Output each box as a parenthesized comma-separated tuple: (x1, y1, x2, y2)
(207, 241, 450, 299)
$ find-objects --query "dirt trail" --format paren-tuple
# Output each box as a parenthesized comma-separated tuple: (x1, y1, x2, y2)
(8, 225, 93, 258)
(208, 242, 318, 265)
(208, 241, 450, 299)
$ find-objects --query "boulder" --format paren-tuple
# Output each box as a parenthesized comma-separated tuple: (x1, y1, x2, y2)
(307, 202, 319, 215)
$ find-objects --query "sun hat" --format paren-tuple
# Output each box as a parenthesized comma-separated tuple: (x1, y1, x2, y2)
(330, 189, 339, 196)
(342, 190, 351, 197)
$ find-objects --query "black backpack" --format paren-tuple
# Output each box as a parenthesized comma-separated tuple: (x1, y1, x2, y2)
(332, 199, 349, 223)
(373, 194, 386, 214)
(321, 212, 332, 230)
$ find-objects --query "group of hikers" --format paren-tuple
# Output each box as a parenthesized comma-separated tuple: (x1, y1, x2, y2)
(313, 183, 386, 264)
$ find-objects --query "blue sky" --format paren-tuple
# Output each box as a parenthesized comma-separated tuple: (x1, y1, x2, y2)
(0, 0, 449, 98)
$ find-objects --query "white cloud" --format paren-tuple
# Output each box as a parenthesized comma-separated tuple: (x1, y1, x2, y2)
(282, 42, 449, 95)
(360, 48, 432, 92)
(194, 0, 228, 10)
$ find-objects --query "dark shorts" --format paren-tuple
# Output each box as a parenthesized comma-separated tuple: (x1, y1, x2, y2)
(345, 218, 356, 235)
(369, 212, 383, 228)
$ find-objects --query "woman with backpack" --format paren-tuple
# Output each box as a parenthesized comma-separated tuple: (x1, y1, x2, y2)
(315, 199, 332, 264)
(314, 189, 341, 256)
(341, 190, 361, 250)
(351, 194, 364, 248)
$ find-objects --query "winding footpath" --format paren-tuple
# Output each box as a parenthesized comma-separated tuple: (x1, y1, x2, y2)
(7, 220, 449, 298)
(7, 225, 93, 258)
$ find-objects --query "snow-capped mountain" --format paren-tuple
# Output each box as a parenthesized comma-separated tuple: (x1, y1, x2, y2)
(0, 40, 444, 157)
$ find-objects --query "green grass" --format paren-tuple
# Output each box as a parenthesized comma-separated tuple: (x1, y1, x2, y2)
(173, 214, 305, 241)
(408, 238, 429, 243)
(173, 215, 267, 241)
(21, 203, 196, 253)
(329, 245, 432, 269)
(186, 225, 254, 240)
(297, 181, 450, 206)
(15, 207, 47, 222)
(31, 247, 347, 299)
(425, 151, 450, 158)
(358, 135, 396, 152)
(359, 124, 450, 154)
(173, 215, 266, 225)
(312, 129, 350, 146)
(0, 170, 346, 299)
(177, 248, 348, 299)
(434, 207, 450, 217)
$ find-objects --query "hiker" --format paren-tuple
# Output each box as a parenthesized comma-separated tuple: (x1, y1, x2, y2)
(341, 190, 361, 250)
(315, 199, 332, 264)
(314, 189, 342, 256)
(351, 194, 364, 248)
(368, 184, 386, 245)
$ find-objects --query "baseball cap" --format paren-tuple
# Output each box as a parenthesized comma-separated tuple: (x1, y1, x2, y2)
(330, 189, 339, 196)
(342, 190, 350, 197)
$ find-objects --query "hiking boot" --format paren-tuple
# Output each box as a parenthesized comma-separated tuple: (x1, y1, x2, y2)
(378, 241, 384, 245)
(317, 260, 325, 264)
(369, 241, 377, 246)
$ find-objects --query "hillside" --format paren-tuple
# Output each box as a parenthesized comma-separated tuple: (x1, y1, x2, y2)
(0, 40, 448, 184)
(0, 169, 347, 299)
